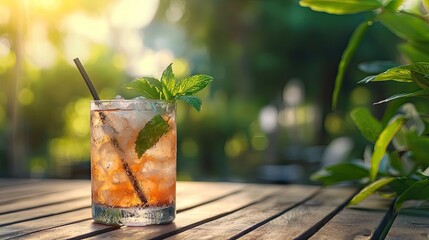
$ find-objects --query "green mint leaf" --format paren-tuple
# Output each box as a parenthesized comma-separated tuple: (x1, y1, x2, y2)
(125, 77, 164, 99)
(174, 74, 213, 96)
(161, 63, 176, 98)
(135, 114, 170, 158)
(177, 95, 202, 112)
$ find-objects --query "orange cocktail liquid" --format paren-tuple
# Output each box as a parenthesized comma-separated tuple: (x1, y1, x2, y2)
(90, 99, 176, 226)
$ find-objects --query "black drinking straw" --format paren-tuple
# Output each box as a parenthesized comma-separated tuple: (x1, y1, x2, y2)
(73, 58, 100, 100)
(73, 57, 147, 204)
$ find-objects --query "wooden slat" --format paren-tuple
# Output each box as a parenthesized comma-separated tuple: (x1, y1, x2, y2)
(310, 194, 393, 239)
(0, 198, 90, 226)
(0, 179, 89, 205)
(0, 185, 91, 214)
(0, 208, 95, 239)
(0, 178, 42, 188)
(175, 181, 244, 211)
(165, 185, 320, 239)
(5, 181, 244, 239)
(82, 184, 284, 239)
(239, 187, 357, 239)
(386, 208, 429, 240)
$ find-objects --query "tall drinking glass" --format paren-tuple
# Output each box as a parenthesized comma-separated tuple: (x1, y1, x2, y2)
(90, 99, 176, 226)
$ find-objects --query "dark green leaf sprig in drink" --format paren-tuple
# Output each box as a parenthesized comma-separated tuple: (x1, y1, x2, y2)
(125, 63, 213, 111)
(124, 64, 213, 158)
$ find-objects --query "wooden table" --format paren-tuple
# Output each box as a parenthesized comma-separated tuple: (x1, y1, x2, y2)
(0, 179, 428, 239)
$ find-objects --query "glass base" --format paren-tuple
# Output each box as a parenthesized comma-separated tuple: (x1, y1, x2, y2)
(92, 203, 175, 226)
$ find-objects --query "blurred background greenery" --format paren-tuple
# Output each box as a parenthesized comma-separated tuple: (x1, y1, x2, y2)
(0, 0, 404, 182)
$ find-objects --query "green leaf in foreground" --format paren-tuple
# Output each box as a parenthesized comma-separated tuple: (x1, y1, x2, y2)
(348, 177, 395, 206)
(395, 180, 429, 210)
(135, 114, 170, 158)
(350, 107, 383, 142)
(374, 89, 429, 105)
(299, 0, 383, 15)
(370, 117, 406, 181)
(310, 162, 368, 185)
(332, 19, 372, 110)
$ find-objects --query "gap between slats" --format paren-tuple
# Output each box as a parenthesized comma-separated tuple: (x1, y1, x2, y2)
(6, 187, 244, 239)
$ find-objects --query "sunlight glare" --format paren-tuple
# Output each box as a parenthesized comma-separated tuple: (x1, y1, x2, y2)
(25, 22, 56, 69)
(166, 0, 186, 22)
(110, 0, 159, 29)
(0, 5, 10, 25)
(0, 37, 10, 57)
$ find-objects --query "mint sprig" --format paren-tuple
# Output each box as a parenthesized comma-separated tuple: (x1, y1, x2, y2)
(135, 114, 170, 158)
(126, 63, 213, 157)
(124, 63, 213, 111)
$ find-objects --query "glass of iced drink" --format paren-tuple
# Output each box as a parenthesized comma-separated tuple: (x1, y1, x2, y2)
(90, 98, 176, 226)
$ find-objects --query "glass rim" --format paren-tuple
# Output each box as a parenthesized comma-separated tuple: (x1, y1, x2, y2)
(90, 98, 176, 104)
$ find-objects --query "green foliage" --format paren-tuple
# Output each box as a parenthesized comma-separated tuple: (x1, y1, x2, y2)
(124, 64, 213, 112)
(126, 64, 213, 158)
(300, 0, 429, 110)
(370, 117, 406, 181)
(135, 114, 170, 158)
(311, 162, 369, 185)
(331, 19, 372, 109)
(303, 0, 429, 211)
(349, 177, 395, 206)
(395, 180, 429, 210)
(350, 107, 383, 142)
(299, 0, 383, 15)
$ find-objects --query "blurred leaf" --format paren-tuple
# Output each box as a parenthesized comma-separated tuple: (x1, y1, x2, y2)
(384, 0, 406, 11)
(349, 177, 395, 206)
(411, 71, 429, 89)
(395, 180, 429, 210)
(389, 177, 418, 196)
(299, 0, 383, 14)
(392, 103, 425, 150)
(332, 19, 372, 109)
(350, 107, 383, 142)
(374, 89, 429, 104)
(370, 117, 406, 181)
(379, 12, 429, 42)
(357, 61, 397, 74)
(401, 62, 429, 75)
(406, 133, 429, 165)
(399, 42, 429, 63)
(311, 162, 369, 185)
(423, 0, 429, 11)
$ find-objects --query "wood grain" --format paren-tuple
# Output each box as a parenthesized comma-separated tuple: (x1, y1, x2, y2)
(310, 194, 393, 240)
(386, 208, 429, 240)
(240, 187, 357, 239)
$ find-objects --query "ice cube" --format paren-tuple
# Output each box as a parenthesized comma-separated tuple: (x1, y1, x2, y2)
(144, 130, 177, 161)
(97, 142, 122, 173)
(111, 170, 128, 184)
